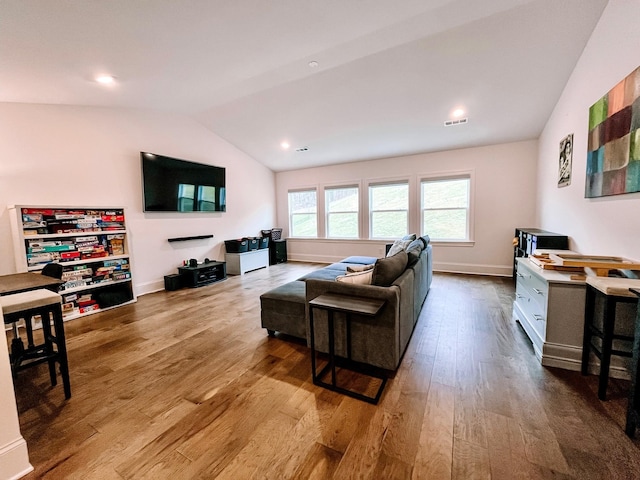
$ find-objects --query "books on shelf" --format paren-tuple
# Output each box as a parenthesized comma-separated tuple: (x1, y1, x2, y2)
(20, 208, 125, 234)
(11, 205, 136, 321)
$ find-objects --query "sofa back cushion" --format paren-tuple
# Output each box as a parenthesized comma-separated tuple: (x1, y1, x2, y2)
(372, 250, 408, 286)
(405, 238, 424, 267)
(386, 239, 413, 257)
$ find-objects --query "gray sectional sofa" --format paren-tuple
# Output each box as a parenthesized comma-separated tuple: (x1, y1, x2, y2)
(260, 235, 433, 371)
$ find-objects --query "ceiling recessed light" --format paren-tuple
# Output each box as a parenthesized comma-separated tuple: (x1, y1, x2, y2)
(308, 61, 319, 68)
(95, 75, 116, 85)
(452, 108, 465, 118)
(281, 141, 290, 150)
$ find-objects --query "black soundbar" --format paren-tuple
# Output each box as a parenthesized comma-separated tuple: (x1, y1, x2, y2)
(167, 234, 214, 243)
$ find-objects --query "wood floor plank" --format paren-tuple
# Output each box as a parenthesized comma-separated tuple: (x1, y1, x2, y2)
(291, 442, 343, 480)
(412, 381, 455, 480)
(452, 438, 491, 480)
(9, 267, 640, 480)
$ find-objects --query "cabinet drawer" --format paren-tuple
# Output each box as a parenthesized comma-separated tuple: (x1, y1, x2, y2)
(515, 274, 547, 338)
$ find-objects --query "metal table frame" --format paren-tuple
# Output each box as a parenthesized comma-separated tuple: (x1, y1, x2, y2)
(309, 292, 387, 404)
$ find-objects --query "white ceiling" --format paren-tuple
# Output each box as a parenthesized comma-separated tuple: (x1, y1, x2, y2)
(1, 0, 608, 171)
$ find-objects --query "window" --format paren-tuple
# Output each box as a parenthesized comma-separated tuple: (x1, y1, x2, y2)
(369, 182, 408, 238)
(326, 186, 359, 238)
(288, 189, 317, 237)
(177, 183, 195, 212)
(421, 176, 471, 241)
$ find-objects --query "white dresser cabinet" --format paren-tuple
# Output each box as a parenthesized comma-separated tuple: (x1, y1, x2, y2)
(512, 258, 586, 370)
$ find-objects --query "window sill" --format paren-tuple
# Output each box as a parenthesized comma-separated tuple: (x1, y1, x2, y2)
(432, 240, 475, 247)
(287, 237, 475, 247)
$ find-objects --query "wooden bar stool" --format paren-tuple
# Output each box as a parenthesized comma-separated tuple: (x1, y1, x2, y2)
(626, 288, 640, 437)
(581, 276, 640, 400)
(1, 289, 71, 399)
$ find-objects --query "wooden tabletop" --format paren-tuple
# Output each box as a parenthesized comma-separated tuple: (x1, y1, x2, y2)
(0, 272, 64, 296)
(309, 292, 385, 316)
(586, 276, 640, 298)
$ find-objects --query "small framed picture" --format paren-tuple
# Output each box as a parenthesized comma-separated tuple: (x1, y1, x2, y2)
(558, 133, 573, 187)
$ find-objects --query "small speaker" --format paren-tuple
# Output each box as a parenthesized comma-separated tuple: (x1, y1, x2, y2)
(189, 258, 197, 267)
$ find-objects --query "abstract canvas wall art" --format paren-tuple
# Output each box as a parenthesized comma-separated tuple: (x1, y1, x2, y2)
(586, 65, 640, 198)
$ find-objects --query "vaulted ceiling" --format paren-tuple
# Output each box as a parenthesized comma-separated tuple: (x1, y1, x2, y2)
(2, 0, 608, 171)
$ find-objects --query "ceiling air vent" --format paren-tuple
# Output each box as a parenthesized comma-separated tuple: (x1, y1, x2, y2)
(444, 118, 468, 127)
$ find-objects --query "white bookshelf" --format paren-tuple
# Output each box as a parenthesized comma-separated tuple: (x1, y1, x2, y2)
(9, 205, 137, 321)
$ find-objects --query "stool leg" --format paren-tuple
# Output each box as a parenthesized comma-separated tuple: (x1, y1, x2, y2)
(598, 296, 616, 400)
(9, 321, 24, 374)
(626, 299, 640, 437)
(25, 314, 36, 349)
(40, 310, 57, 387)
(582, 285, 596, 375)
(51, 305, 71, 399)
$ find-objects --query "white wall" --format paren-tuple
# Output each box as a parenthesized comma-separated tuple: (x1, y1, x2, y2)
(537, 0, 640, 259)
(0, 103, 276, 294)
(0, 307, 32, 480)
(276, 140, 538, 276)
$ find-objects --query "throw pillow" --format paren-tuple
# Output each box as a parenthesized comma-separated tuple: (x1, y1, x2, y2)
(372, 250, 408, 287)
(336, 269, 373, 285)
(386, 239, 412, 257)
(402, 233, 417, 241)
(346, 264, 374, 273)
(405, 238, 424, 267)
(419, 235, 430, 249)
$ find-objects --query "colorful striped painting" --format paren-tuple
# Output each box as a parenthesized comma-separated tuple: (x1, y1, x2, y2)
(586, 65, 640, 198)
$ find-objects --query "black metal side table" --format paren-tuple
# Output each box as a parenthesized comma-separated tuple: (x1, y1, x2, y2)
(309, 293, 386, 404)
(625, 288, 640, 437)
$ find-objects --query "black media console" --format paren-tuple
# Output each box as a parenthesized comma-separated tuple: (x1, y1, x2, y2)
(178, 261, 226, 288)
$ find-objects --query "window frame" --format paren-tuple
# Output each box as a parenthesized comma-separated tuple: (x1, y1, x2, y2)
(325, 184, 360, 239)
(367, 180, 410, 240)
(420, 172, 473, 243)
(288, 188, 318, 238)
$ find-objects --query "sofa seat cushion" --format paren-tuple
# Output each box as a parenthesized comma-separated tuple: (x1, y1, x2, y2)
(340, 255, 378, 265)
(324, 262, 356, 271)
(298, 268, 345, 281)
(260, 280, 307, 338)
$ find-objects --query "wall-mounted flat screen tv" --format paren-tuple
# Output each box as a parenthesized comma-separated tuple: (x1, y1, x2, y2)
(141, 152, 226, 212)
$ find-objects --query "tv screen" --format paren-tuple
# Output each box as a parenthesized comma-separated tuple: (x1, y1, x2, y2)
(141, 152, 226, 212)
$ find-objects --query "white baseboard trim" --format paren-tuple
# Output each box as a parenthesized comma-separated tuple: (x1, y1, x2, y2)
(433, 262, 512, 277)
(0, 438, 32, 480)
(287, 255, 513, 277)
(542, 343, 582, 371)
(541, 342, 630, 379)
(135, 280, 165, 297)
(288, 253, 343, 264)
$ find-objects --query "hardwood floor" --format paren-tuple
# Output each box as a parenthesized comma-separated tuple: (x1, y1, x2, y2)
(9, 263, 640, 479)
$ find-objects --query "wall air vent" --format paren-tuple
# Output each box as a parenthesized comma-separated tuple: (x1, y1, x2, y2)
(444, 118, 468, 127)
